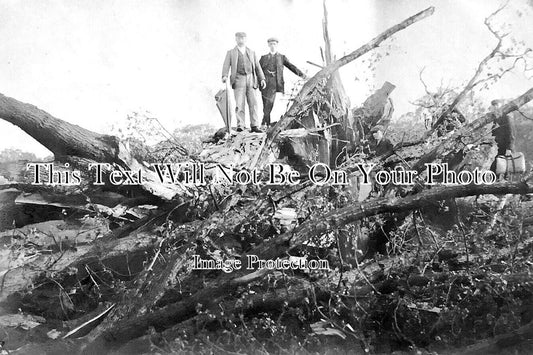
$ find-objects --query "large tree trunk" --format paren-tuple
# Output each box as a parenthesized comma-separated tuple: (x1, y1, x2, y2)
(0, 93, 191, 201)
(0, 94, 120, 162)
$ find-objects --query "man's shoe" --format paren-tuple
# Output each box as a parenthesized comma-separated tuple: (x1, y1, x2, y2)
(251, 126, 264, 133)
(236, 127, 244, 132)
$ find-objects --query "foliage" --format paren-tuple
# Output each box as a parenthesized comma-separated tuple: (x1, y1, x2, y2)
(0, 148, 38, 163)
(149, 194, 533, 354)
(108, 111, 216, 163)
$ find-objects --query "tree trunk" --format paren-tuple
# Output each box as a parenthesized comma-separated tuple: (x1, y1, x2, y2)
(0, 93, 191, 200)
(0, 94, 120, 162)
(322, 0, 352, 166)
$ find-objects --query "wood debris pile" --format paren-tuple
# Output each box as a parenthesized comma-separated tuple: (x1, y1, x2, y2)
(0, 4, 533, 354)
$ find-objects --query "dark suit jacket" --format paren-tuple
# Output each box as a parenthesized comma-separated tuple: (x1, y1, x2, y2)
(259, 53, 305, 94)
(222, 47, 265, 89)
(493, 113, 516, 155)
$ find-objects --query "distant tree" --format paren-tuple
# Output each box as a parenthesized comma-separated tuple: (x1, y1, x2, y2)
(109, 111, 216, 163)
(0, 148, 38, 163)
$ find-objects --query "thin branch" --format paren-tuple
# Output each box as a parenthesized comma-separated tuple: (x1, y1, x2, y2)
(516, 108, 533, 120)
(428, 1, 511, 135)
(419, 66, 431, 96)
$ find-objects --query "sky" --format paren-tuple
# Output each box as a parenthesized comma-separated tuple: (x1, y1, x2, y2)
(0, 0, 532, 158)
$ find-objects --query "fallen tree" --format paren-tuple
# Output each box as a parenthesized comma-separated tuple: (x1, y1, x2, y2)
(2, 4, 533, 354)
(0, 94, 122, 163)
(79, 177, 533, 352)
(0, 94, 191, 201)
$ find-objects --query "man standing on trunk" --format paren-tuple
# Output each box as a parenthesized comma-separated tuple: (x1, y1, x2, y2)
(490, 99, 515, 156)
(222, 32, 266, 133)
(259, 37, 307, 127)
(489, 99, 517, 178)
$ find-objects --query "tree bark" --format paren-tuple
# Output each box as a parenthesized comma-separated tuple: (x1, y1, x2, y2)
(461, 319, 533, 355)
(81, 270, 269, 353)
(322, 0, 352, 166)
(0, 93, 191, 200)
(0, 93, 120, 162)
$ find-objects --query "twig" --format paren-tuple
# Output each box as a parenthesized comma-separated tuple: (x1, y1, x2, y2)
(353, 254, 380, 295)
(63, 303, 116, 339)
(147, 237, 166, 272)
(428, 1, 513, 135)
(307, 60, 325, 69)
(412, 211, 423, 257)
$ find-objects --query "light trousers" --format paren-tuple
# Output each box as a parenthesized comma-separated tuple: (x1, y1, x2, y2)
(233, 74, 260, 128)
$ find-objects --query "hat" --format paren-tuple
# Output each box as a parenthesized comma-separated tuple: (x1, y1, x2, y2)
(235, 32, 247, 38)
(267, 37, 279, 43)
(370, 125, 384, 133)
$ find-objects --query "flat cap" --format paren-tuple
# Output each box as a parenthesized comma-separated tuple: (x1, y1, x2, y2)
(235, 32, 247, 37)
(267, 37, 279, 43)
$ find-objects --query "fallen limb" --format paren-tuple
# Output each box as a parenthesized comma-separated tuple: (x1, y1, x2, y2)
(289, 179, 533, 248)
(0, 93, 191, 200)
(0, 93, 120, 163)
(81, 269, 270, 354)
(461, 319, 533, 355)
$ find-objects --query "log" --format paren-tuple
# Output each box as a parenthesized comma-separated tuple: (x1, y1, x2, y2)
(0, 223, 158, 305)
(288, 180, 533, 248)
(252, 6, 435, 169)
(0, 93, 191, 201)
(81, 270, 270, 354)
(249, 178, 533, 262)
(114, 278, 329, 354)
(461, 319, 533, 355)
(0, 93, 119, 162)
(82, 181, 289, 343)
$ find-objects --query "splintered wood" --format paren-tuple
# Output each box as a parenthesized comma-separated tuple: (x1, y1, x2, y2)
(199, 132, 276, 169)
